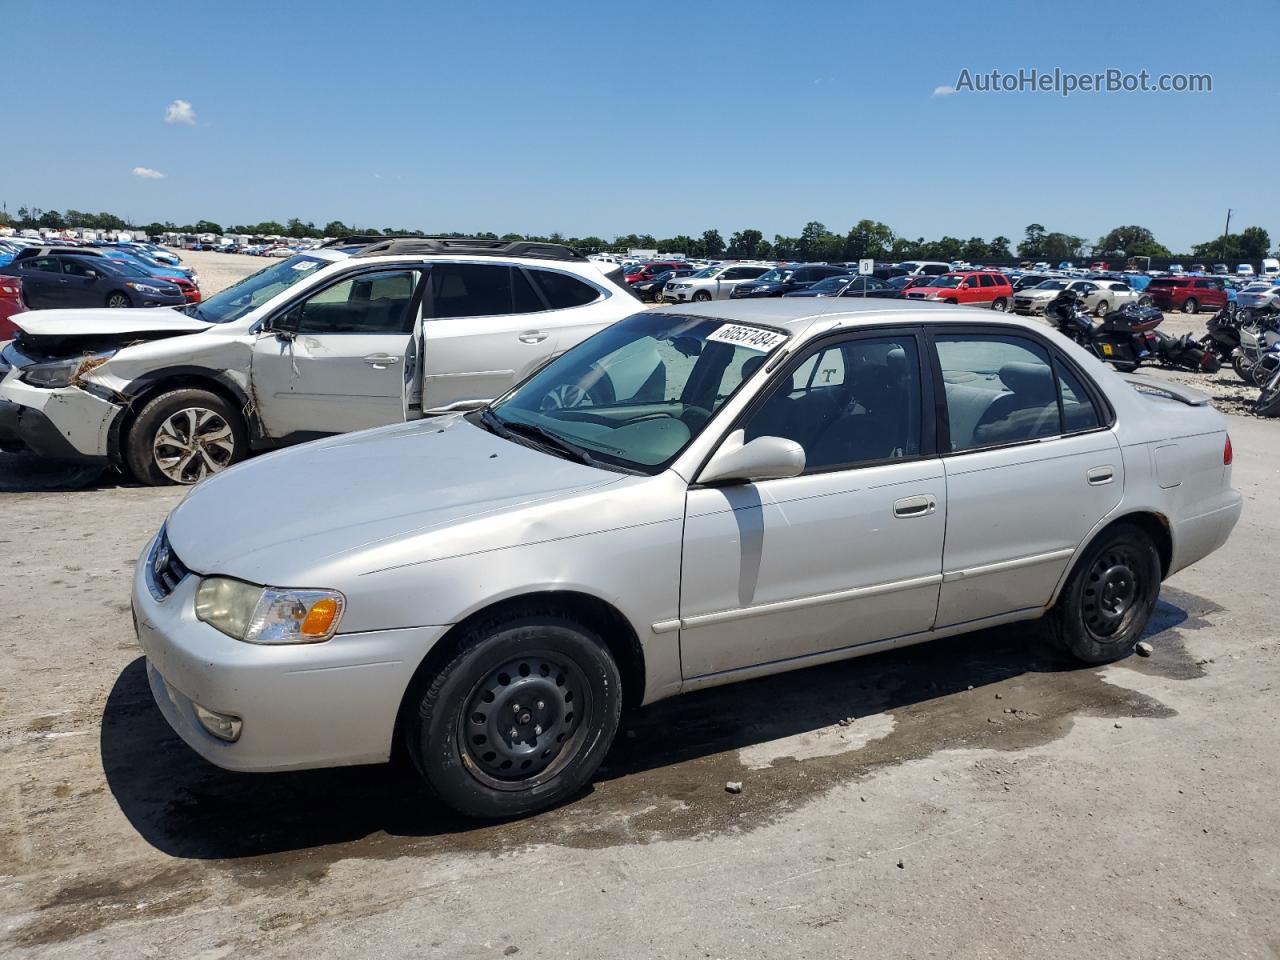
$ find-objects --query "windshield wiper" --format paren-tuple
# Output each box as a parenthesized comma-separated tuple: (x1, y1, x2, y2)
(490, 414, 598, 467)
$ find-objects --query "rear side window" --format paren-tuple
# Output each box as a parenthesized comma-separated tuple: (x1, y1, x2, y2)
(528, 269, 601, 309)
(23, 257, 61, 273)
(935, 334, 1061, 451)
(429, 263, 545, 318)
(978, 274, 995, 287)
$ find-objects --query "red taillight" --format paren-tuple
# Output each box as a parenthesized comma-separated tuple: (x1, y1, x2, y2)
(1224, 434, 1233, 465)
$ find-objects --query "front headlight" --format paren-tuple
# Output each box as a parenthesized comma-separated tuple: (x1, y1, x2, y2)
(18, 350, 117, 388)
(195, 576, 346, 644)
(126, 281, 165, 295)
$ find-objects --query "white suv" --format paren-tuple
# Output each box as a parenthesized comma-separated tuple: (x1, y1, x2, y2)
(663, 263, 771, 302)
(0, 237, 638, 484)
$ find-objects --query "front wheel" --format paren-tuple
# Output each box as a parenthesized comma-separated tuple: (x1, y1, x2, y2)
(125, 388, 247, 485)
(106, 291, 131, 308)
(1256, 369, 1280, 416)
(406, 612, 622, 818)
(1045, 523, 1161, 665)
(692, 290, 711, 302)
(1182, 297, 1199, 314)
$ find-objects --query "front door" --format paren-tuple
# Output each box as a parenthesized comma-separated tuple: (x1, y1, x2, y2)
(930, 329, 1123, 626)
(680, 330, 945, 678)
(250, 268, 424, 439)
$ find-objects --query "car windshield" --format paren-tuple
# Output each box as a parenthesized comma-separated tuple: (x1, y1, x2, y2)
(191, 255, 328, 324)
(928, 276, 963, 288)
(807, 277, 850, 293)
(1035, 280, 1069, 291)
(756, 268, 793, 283)
(100, 259, 148, 278)
(886, 276, 913, 289)
(486, 312, 788, 473)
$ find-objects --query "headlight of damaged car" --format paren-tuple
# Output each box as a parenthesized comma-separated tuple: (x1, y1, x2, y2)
(195, 577, 345, 644)
(17, 350, 117, 388)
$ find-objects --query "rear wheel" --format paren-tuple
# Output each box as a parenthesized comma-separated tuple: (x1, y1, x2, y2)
(406, 611, 622, 819)
(1182, 297, 1199, 314)
(1232, 353, 1254, 383)
(106, 291, 131, 308)
(1045, 523, 1161, 665)
(125, 388, 247, 485)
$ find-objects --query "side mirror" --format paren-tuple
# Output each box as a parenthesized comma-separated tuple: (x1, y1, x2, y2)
(697, 429, 806, 485)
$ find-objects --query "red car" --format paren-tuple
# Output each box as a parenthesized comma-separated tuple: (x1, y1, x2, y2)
(625, 261, 686, 284)
(170, 276, 202, 303)
(902, 270, 1014, 310)
(0, 274, 24, 340)
(1144, 276, 1228, 314)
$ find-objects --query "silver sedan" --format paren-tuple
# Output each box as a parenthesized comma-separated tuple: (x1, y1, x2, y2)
(134, 299, 1241, 818)
(1014, 278, 1142, 316)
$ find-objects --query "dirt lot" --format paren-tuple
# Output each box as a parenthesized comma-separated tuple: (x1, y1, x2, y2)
(1, 263, 1278, 958)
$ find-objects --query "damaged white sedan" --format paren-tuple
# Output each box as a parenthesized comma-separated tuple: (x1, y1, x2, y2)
(0, 238, 637, 483)
(133, 299, 1240, 819)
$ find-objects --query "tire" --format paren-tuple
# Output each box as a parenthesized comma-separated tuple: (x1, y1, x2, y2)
(1045, 523, 1161, 665)
(406, 611, 622, 819)
(106, 291, 131, 308)
(124, 388, 247, 486)
(991, 297, 1008, 312)
(1139, 295, 1153, 307)
(944, 298, 958, 304)
(1094, 300, 1109, 318)
(692, 290, 712, 302)
(1182, 297, 1199, 314)
(1256, 370, 1280, 417)
(1232, 353, 1254, 383)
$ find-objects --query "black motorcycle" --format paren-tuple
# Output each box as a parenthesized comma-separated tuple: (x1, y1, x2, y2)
(1201, 304, 1247, 379)
(1048, 291, 1219, 373)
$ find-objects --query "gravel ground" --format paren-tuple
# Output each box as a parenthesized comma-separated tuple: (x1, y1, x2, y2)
(1, 266, 1277, 958)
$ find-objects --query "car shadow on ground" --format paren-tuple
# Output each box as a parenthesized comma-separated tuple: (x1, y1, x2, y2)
(0, 452, 131, 492)
(101, 596, 1196, 862)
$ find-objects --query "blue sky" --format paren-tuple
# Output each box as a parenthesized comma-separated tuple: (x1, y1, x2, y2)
(4, 0, 1277, 250)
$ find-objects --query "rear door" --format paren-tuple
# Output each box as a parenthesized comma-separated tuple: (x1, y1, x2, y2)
(250, 267, 425, 438)
(929, 328, 1122, 626)
(16, 257, 64, 308)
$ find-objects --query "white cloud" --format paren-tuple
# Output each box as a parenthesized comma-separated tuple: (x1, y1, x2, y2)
(132, 166, 166, 179)
(932, 84, 957, 97)
(164, 99, 196, 125)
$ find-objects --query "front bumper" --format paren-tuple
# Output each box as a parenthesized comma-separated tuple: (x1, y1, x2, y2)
(132, 541, 450, 772)
(1012, 299, 1049, 315)
(0, 380, 117, 461)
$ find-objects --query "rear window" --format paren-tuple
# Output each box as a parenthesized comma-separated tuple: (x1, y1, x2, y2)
(1146, 278, 1178, 288)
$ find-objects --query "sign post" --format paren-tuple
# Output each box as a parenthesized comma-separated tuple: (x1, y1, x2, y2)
(858, 259, 874, 297)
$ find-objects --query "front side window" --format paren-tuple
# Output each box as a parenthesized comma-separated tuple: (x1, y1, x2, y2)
(195, 255, 329, 324)
(61, 259, 100, 278)
(744, 335, 922, 472)
(488, 313, 788, 472)
(936, 334, 1062, 451)
(289, 269, 421, 334)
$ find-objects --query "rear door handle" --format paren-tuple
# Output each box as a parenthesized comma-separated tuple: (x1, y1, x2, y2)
(363, 353, 401, 367)
(893, 494, 937, 518)
(518, 331, 548, 344)
(1087, 466, 1115, 485)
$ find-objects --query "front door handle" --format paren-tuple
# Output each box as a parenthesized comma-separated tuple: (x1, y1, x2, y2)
(518, 331, 548, 344)
(893, 494, 937, 518)
(363, 353, 401, 367)
(1087, 466, 1115, 485)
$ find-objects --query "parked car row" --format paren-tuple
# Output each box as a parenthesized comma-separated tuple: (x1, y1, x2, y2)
(0, 245, 197, 313)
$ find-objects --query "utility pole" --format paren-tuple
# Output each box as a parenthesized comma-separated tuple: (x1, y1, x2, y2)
(1220, 208, 1232, 263)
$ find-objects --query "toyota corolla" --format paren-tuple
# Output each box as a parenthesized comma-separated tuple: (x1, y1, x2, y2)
(133, 299, 1241, 819)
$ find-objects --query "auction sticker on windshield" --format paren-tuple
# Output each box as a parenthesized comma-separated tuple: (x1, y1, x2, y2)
(705, 324, 789, 352)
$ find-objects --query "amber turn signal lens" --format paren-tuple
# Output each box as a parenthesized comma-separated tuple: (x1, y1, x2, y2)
(300, 598, 340, 637)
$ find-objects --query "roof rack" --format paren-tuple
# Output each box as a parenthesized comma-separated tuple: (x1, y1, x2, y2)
(318, 235, 416, 249)
(345, 236, 587, 263)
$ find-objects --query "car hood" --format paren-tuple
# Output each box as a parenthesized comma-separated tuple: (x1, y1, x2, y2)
(13, 307, 210, 338)
(164, 414, 627, 586)
(736, 282, 785, 293)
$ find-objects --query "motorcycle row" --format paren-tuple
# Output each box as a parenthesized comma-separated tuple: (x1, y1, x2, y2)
(1045, 290, 1280, 417)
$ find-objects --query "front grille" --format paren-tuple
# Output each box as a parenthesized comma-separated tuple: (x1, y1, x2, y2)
(146, 527, 190, 601)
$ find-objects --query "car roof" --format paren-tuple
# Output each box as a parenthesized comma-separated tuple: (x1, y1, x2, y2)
(654, 295, 1046, 338)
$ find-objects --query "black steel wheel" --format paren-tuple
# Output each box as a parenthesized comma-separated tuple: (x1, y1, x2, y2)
(458, 652, 591, 790)
(406, 610, 622, 819)
(1045, 522, 1161, 664)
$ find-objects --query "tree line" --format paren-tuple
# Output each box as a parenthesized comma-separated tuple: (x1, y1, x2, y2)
(1, 207, 1273, 262)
